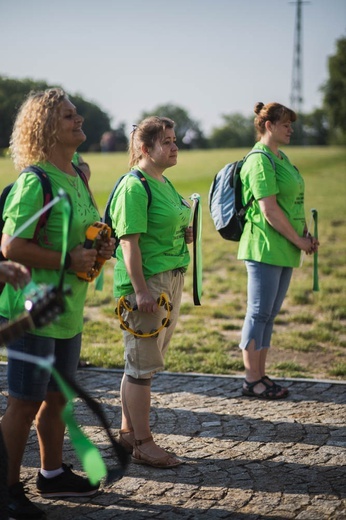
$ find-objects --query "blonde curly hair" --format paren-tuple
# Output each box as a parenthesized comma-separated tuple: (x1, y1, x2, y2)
(10, 88, 67, 171)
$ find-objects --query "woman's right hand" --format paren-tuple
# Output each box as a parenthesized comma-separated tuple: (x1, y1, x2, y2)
(297, 235, 319, 254)
(69, 244, 97, 272)
(135, 290, 159, 313)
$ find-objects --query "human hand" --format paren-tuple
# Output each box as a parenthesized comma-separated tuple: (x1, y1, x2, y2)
(299, 235, 319, 255)
(135, 290, 159, 313)
(98, 237, 116, 259)
(69, 244, 97, 272)
(0, 261, 30, 289)
(185, 226, 193, 244)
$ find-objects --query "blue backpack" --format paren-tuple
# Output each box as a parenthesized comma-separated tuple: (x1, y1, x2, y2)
(208, 150, 275, 242)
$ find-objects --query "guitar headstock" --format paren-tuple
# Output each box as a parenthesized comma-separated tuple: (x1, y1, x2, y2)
(24, 284, 71, 329)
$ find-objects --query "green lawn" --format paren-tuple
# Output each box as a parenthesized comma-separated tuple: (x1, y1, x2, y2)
(1, 147, 346, 379)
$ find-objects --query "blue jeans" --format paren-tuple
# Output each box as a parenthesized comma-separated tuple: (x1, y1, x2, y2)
(239, 261, 293, 351)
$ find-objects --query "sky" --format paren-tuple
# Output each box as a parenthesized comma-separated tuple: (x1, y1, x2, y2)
(0, 0, 345, 136)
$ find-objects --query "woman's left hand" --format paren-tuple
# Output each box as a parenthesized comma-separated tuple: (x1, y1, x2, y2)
(185, 226, 193, 244)
(0, 261, 30, 289)
(98, 237, 116, 259)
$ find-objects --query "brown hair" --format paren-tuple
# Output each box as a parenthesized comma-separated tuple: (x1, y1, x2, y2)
(10, 88, 67, 171)
(128, 116, 175, 167)
(254, 102, 297, 140)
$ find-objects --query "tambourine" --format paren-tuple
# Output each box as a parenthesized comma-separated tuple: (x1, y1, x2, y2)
(115, 293, 173, 338)
(77, 221, 112, 282)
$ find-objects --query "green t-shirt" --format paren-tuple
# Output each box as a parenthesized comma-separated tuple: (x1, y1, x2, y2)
(237, 143, 306, 267)
(110, 168, 191, 297)
(0, 162, 100, 338)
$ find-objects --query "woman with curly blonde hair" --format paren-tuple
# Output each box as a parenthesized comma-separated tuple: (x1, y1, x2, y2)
(0, 88, 115, 519)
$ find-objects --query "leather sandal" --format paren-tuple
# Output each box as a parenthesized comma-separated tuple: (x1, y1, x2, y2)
(132, 435, 182, 468)
(119, 428, 134, 454)
(242, 378, 288, 400)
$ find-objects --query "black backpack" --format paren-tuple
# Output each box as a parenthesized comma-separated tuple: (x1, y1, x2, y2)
(103, 170, 152, 254)
(208, 150, 276, 241)
(0, 164, 88, 261)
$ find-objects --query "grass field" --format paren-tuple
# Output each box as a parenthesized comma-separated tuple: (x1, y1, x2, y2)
(1, 146, 346, 380)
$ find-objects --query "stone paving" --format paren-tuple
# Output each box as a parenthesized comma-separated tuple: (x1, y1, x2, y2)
(1, 364, 346, 520)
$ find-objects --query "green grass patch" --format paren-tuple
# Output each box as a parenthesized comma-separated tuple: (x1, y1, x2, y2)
(271, 361, 308, 378)
(329, 363, 346, 377)
(1, 147, 345, 379)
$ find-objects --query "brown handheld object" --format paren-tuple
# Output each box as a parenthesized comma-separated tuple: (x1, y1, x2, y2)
(77, 221, 111, 282)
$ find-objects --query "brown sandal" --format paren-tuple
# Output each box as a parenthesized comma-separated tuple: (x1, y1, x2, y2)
(119, 428, 134, 454)
(132, 436, 182, 468)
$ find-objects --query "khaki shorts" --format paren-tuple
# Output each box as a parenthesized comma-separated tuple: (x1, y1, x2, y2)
(119, 269, 184, 379)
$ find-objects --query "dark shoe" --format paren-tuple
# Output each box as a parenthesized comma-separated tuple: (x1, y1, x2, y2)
(262, 375, 289, 396)
(242, 378, 289, 400)
(8, 482, 46, 519)
(36, 463, 100, 498)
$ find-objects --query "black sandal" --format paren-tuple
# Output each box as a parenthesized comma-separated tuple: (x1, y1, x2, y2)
(262, 375, 289, 396)
(242, 378, 288, 400)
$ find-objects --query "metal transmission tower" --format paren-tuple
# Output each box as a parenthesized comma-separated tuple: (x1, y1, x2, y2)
(290, 0, 310, 114)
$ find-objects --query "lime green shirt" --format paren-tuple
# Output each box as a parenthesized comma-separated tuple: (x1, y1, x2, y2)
(110, 168, 191, 297)
(238, 143, 306, 267)
(0, 162, 100, 338)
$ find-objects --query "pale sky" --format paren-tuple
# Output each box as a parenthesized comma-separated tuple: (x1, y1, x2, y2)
(1, 0, 345, 135)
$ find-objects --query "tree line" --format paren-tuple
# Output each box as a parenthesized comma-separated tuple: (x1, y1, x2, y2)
(0, 36, 345, 154)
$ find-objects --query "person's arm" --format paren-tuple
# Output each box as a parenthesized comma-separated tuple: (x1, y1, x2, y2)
(1, 235, 98, 272)
(258, 196, 318, 254)
(120, 234, 158, 313)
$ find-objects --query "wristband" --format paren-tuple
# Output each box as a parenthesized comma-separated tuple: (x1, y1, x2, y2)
(64, 252, 72, 270)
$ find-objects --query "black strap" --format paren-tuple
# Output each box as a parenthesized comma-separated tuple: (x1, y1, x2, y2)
(238, 149, 276, 217)
(21, 166, 54, 242)
(129, 169, 152, 208)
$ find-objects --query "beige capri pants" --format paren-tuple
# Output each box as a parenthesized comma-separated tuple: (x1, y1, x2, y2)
(119, 269, 185, 379)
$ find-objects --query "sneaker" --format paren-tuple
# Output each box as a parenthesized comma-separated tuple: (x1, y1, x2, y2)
(8, 482, 46, 519)
(36, 463, 100, 498)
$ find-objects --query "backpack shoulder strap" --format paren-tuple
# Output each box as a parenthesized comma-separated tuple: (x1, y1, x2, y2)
(103, 170, 152, 244)
(244, 149, 276, 170)
(129, 169, 152, 209)
(72, 163, 89, 186)
(20, 166, 54, 242)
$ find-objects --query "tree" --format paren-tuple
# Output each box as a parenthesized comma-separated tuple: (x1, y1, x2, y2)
(139, 104, 207, 149)
(0, 76, 112, 151)
(209, 113, 254, 148)
(301, 109, 329, 146)
(322, 36, 346, 144)
(0, 76, 50, 149)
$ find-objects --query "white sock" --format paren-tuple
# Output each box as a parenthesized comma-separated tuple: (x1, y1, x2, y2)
(40, 467, 64, 479)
